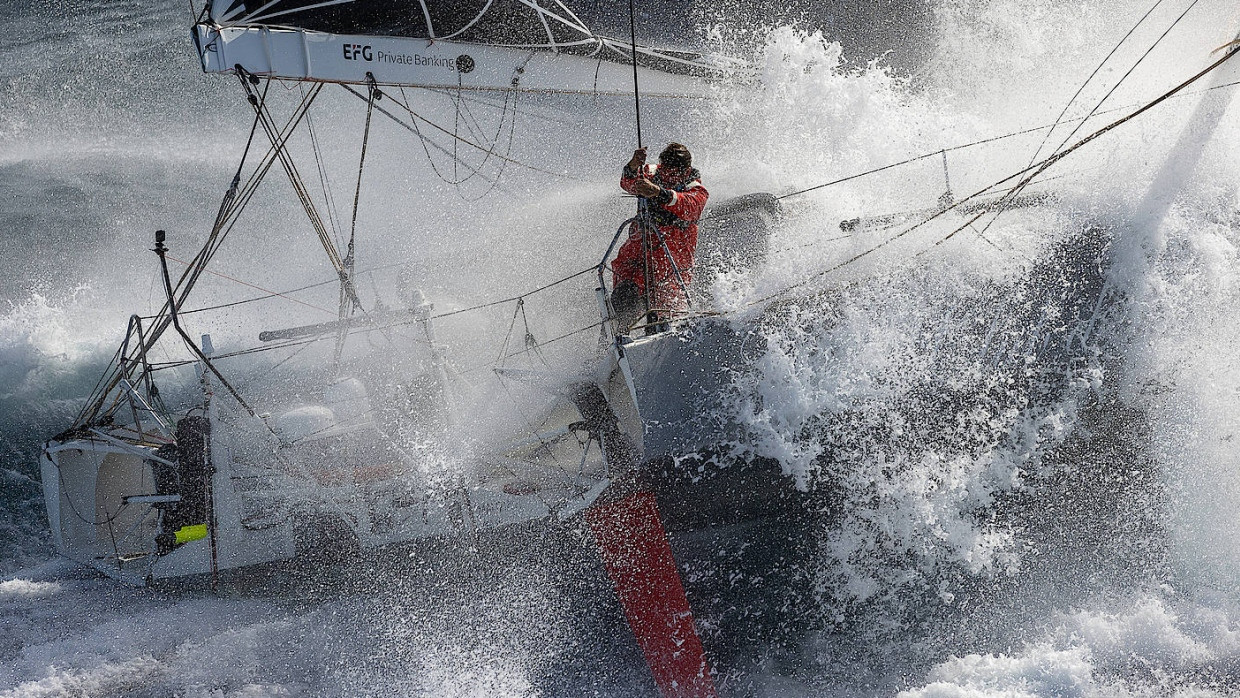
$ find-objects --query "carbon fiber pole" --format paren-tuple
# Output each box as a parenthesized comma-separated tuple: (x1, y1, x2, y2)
(628, 0, 643, 148)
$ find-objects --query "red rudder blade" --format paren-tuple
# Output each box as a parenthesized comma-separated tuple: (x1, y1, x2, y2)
(587, 490, 718, 698)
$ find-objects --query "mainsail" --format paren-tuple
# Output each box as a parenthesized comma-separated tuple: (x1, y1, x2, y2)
(194, 0, 747, 95)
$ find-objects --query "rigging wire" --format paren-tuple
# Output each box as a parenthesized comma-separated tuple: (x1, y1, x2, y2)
(752, 77, 1239, 227)
(448, 85, 492, 148)
(433, 68, 525, 200)
(232, 330, 327, 395)
(452, 78, 464, 185)
(163, 254, 337, 317)
(147, 312, 605, 380)
(497, 299, 528, 365)
(209, 80, 268, 247)
(425, 86, 579, 127)
(739, 39, 1240, 311)
(456, 321, 607, 376)
(1043, 0, 1204, 161)
(162, 260, 414, 318)
(1027, 0, 1169, 166)
(159, 262, 598, 326)
(456, 76, 523, 202)
(343, 84, 577, 181)
(429, 267, 598, 322)
(142, 265, 600, 376)
(495, 298, 551, 368)
(244, 79, 345, 274)
(457, 91, 520, 202)
(344, 74, 379, 312)
(303, 84, 344, 249)
(194, 82, 321, 284)
(169, 79, 279, 303)
(398, 86, 499, 187)
(966, 0, 1206, 252)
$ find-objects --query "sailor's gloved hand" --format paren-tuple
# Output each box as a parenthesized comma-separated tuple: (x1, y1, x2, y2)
(629, 178, 664, 199)
(627, 147, 648, 171)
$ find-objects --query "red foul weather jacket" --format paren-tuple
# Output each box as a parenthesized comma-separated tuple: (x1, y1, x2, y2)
(614, 163, 710, 310)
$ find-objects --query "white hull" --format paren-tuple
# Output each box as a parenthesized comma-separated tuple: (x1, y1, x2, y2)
(608, 320, 750, 460)
(42, 393, 608, 585)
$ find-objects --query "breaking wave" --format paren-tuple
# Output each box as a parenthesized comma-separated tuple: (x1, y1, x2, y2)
(703, 7, 1240, 692)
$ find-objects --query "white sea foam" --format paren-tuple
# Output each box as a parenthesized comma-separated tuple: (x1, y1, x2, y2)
(900, 594, 1240, 698)
(1120, 197, 1240, 594)
(0, 580, 60, 600)
(0, 554, 585, 696)
(0, 291, 107, 398)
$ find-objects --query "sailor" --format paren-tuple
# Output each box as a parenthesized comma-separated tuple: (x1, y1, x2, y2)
(612, 143, 709, 331)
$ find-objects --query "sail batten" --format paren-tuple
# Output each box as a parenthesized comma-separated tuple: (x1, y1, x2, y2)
(249, 0, 357, 25)
(437, 0, 495, 41)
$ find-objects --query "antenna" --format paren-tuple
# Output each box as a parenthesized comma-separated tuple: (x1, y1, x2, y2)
(152, 229, 264, 424)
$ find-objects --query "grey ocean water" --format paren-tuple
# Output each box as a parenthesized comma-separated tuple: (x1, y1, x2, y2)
(4, 0, 1240, 696)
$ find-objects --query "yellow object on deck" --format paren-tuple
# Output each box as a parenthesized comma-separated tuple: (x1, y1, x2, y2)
(174, 524, 208, 544)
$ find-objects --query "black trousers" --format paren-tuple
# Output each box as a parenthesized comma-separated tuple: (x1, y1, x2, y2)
(611, 280, 667, 335)
(612, 280, 648, 333)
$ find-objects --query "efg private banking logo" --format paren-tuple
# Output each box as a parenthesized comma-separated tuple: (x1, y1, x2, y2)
(342, 44, 471, 72)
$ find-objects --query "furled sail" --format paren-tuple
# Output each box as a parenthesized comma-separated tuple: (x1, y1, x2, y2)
(195, 0, 746, 96)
